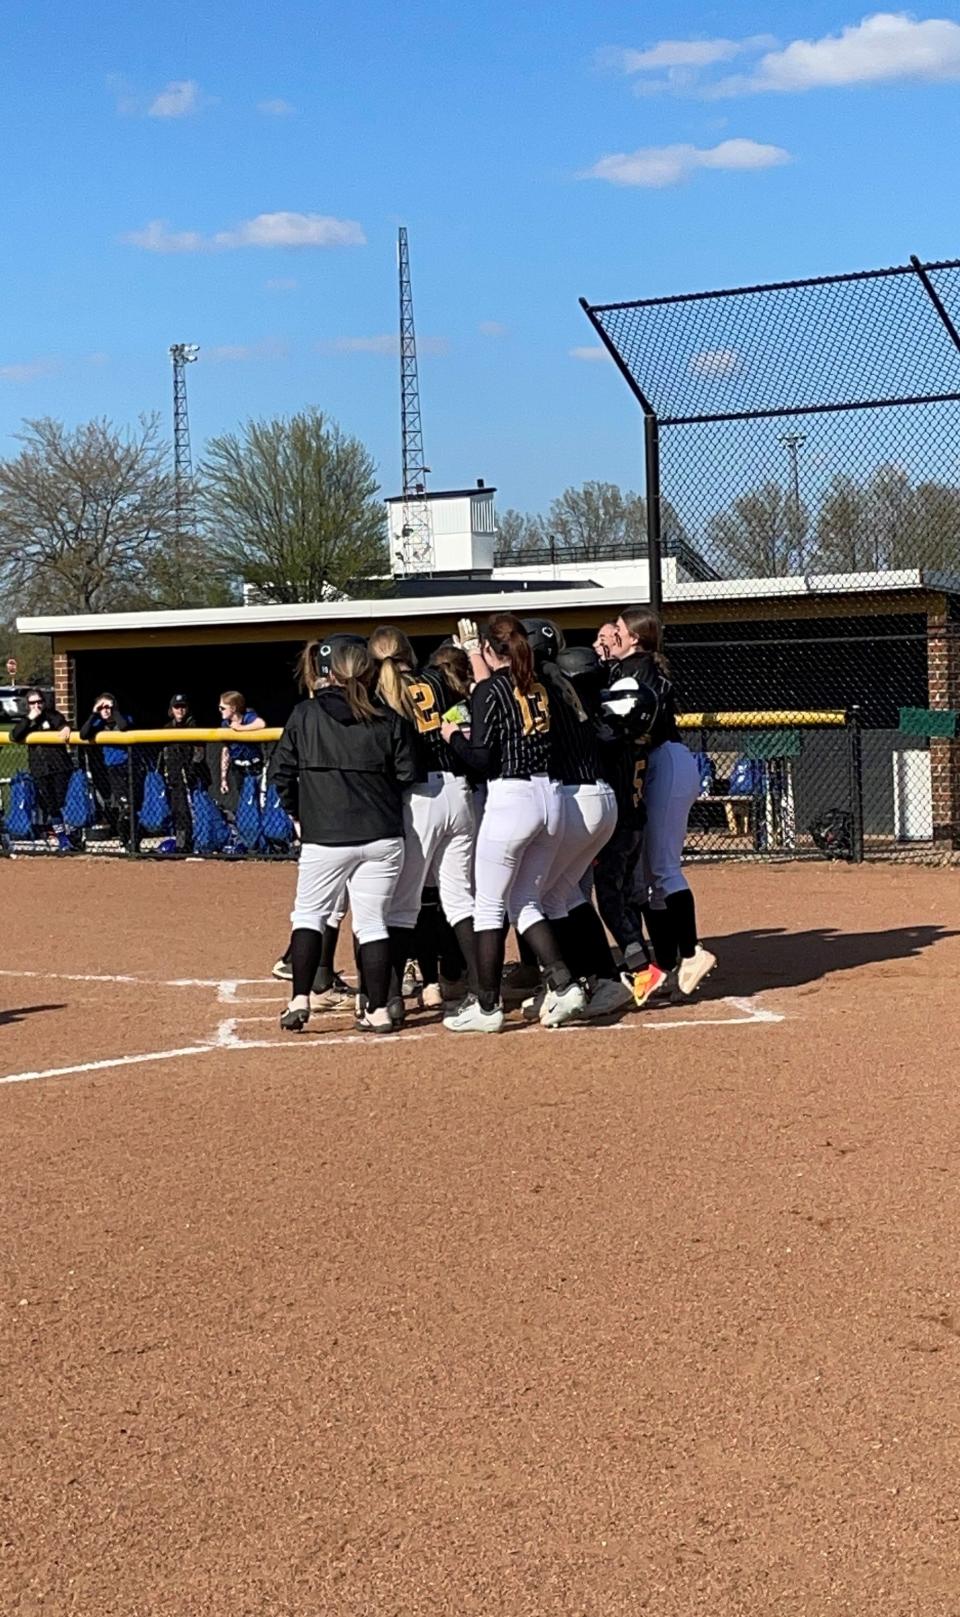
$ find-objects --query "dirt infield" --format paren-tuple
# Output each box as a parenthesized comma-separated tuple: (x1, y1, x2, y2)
(2, 858, 960, 1616)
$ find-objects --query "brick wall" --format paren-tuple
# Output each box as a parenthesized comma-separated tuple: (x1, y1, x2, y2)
(52, 650, 75, 725)
(928, 605, 960, 848)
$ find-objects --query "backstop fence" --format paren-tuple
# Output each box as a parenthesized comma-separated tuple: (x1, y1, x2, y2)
(581, 255, 960, 857)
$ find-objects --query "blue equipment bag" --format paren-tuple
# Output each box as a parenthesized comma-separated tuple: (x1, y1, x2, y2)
(63, 768, 96, 830)
(261, 782, 294, 850)
(6, 771, 36, 838)
(139, 768, 172, 833)
(235, 772, 263, 850)
(189, 787, 230, 854)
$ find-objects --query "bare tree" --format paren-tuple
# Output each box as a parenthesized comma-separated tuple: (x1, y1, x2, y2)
(708, 481, 808, 578)
(0, 416, 176, 614)
(812, 475, 876, 574)
(201, 410, 387, 603)
(494, 507, 550, 561)
(548, 480, 646, 558)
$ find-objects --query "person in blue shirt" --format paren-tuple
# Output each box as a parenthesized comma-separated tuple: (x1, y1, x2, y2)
(79, 692, 134, 839)
(218, 689, 267, 807)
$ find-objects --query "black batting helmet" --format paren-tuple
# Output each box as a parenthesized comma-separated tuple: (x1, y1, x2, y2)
(600, 674, 660, 736)
(316, 633, 366, 676)
(557, 645, 601, 683)
(521, 617, 565, 662)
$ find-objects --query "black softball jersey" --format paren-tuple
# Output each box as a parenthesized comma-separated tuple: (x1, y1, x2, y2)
(403, 665, 468, 776)
(538, 661, 601, 786)
(269, 686, 420, 845)
(448, 666, 552, 780)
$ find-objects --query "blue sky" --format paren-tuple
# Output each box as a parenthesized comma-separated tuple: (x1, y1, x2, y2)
(2, 2, 960, 512)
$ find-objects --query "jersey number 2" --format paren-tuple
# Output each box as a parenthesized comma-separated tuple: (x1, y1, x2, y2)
(407, 680, 441, 734)
(515, 682, 550, 737)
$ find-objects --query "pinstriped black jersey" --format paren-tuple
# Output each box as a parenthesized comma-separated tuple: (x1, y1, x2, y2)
(539, 662, 601, 786)
(448, 667, 551, 779)
(404, 665, 465, 775)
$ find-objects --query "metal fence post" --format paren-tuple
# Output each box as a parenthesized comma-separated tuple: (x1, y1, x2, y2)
(126, 746, 138, 857)
(643, 411, 664, 618)
(847, 705, 865, 863)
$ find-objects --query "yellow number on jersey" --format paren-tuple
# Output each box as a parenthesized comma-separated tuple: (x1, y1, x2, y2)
(514, 681, 551, 737)
(407, 679, 441, 734)
(632, 756, 647, 809)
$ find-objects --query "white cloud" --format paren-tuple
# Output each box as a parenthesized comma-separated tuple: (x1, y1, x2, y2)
(321, 334, 449, 356)
(123, 212, 366, 252)
(584, 138, 790, 188)
(148, 79, 201, 118)
(479, 320, 508, 337)
(265, 276, 299, 292)
(616, 35, 773, 72)
(258, 97, 296, 116)
(569, 346, 613, 363)
(0, 358, 57, 383)
(207, 340, 289, 363)
(689, 347, 740, 377)
(724, 11, 960, 94)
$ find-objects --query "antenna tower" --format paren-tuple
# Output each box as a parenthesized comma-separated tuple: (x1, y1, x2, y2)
(398, 228, 434, 572)
(169, 343, 199, 546)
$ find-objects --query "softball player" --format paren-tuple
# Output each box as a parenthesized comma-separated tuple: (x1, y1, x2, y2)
(521, 620, 629, 1023)
(612, 607, 717, 998)
(439, 613, 585, 1033)
(269, 638, 419, 1034)
(369, 626, 479, 1013)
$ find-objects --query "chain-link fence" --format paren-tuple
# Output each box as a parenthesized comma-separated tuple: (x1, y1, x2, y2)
(0, 731, 296, 859)
(582, 256, 960, 857)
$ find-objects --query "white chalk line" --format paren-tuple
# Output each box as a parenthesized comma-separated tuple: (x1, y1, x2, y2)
(0, 969, 784, 1087)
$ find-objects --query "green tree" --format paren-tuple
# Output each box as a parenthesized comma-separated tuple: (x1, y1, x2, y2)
(0, 416, 178, 614)
(201, 410, 387, 603)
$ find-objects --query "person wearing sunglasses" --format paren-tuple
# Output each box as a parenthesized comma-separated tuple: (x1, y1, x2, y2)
(10, 689, 74, 846)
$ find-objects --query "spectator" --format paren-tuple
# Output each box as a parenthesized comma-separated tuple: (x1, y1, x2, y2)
(10, 689, 74, 845)
(79, 693, 133, 839)
(162, 694, 210, 854)
(593, 622, 618, 662)
(219, 690, 266, 807)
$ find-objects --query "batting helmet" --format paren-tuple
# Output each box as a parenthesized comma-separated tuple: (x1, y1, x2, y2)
(520, 617, 565, 662)
(601, 674, 660, 735)
(557, 645, 601, 683)
(316, 633, 366, 676)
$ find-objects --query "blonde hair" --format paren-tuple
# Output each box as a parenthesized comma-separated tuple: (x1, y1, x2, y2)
(219, 689, 246, 715)
(369, 624, 417, 722)
(330, 640, 380, 722)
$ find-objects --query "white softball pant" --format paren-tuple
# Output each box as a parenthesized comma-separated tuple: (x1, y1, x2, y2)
(292, 838, 405, 944)
(543, 782, 618, 920)
(388, 772, 476, 929)
(636, 742, 701, 909)
(473, 775, 561, 934)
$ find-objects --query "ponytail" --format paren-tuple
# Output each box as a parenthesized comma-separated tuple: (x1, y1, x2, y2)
(329, 641, 381, 723)
(296, 640, 322, 694)
(483, 613, 535, 695)
(368, 624, 418, 722)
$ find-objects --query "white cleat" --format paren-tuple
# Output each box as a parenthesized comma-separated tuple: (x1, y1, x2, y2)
(443, 994, 505, 1034)
(582, 977, 634, 1020)
(540, 981, 587, 1029)
(421, 982, 444, 1009)
(356, 1005, 394, 1034)
(677, 945, 717, 997)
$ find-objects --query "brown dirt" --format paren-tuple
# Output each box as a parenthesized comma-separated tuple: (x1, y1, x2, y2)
(2, 858, 960, 1616)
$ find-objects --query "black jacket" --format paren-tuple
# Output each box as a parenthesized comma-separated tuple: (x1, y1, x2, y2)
(269, 687, 419, 846)
(11, 709, 72, 778)
(162, 715, 209, 788)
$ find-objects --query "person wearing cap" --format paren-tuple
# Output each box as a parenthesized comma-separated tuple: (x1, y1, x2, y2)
(162, 695, 209, 854)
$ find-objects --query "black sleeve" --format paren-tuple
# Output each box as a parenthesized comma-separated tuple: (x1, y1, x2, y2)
(268, 718, 301, 814)
(78, 715, 100, 742)
(50, 711, 70, 731)
(448, 679, 500, 778)
(113, 713, 131, 733)
(9, 717, 33, 743)
(391, 715, 421, 787)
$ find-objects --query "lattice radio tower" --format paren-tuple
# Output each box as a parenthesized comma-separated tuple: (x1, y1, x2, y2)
(398, 228, 434, 572)
(169, 343, 199, 546)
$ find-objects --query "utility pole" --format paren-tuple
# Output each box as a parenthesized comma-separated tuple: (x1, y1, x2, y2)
(398, 229, 434, 573)
(779, 431, 806, 570)
(170, 344, 200, 552)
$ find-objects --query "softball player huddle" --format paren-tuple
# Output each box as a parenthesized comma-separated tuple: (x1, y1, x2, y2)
(268, 608, 716, 1036)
